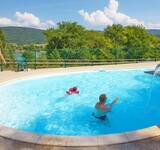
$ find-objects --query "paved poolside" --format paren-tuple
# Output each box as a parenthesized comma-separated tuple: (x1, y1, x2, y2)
(0, 61, 160, 150)
(0, 61, 160, 83)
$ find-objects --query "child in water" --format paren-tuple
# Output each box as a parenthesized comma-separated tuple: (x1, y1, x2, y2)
(66, 87, 79, 95)
(93, 94, 119, 120)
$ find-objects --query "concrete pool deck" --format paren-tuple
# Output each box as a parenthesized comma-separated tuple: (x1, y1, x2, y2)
(0, 61, 160, 150)
(0, 61, 160, 83)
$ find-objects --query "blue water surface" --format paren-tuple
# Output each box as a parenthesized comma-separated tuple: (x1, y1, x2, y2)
(0, 69, 160, 136)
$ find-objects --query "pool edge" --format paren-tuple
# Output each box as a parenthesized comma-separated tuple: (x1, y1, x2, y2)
(0, 125, 160, 146)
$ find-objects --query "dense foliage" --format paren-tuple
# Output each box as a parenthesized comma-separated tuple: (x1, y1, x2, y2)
(0, 29, 5, 50)
(45, 22, 160, 60)
(0, 29, 8, 60)
(0, 26, 160, 45)
(1, 22, 160, 62)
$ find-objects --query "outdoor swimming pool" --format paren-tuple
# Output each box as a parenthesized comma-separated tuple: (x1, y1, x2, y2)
(0, 69, 160, 136)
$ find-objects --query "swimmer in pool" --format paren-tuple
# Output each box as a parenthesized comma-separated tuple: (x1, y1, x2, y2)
(93, 94, 119, 120)
(66, 87, 79, 95)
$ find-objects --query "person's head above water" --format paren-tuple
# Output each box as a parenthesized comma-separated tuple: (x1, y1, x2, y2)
(99, 94, 107, 103)
(72, 87, 78, 91)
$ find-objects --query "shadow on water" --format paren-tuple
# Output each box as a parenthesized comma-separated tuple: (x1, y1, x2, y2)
(53, 95, 68, 104)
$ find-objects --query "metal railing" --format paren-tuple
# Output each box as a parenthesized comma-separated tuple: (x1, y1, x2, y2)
(1, 58, 160, 72)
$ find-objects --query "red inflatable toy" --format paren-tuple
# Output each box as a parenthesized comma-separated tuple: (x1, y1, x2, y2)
(66, 87, 79, 95)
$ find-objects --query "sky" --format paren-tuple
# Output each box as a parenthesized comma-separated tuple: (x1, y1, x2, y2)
(0, 0, 160, 30)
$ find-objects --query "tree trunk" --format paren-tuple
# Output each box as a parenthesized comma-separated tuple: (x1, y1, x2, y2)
(0, 50, 6, 64)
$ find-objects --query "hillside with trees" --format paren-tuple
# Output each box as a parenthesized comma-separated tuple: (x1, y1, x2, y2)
(1, 22, 160, 65)
(0, 27, 45, 45)
(0, 26, 160, 45)
(44, 22, 160, 60)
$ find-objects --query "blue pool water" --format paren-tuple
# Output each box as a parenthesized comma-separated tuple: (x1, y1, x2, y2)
(0, 69, 160, 136)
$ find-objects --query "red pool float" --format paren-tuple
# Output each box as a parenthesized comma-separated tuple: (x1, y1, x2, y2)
(66, 87, 79, 95)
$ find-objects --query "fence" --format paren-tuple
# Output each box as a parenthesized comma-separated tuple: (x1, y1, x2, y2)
(1, 58, 160, 72)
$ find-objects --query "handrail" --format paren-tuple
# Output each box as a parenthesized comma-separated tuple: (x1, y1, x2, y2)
(5, 58, 159, 62)
(0, 58, 160, 72)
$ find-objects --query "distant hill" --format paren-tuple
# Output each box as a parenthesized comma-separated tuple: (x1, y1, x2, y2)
(148, 29, 160, 37)
(0, 26, 46, 45)
(0, 26, 159, 45)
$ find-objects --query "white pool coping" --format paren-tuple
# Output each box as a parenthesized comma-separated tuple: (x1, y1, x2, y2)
(0, 125, 160, 146)
(0, 61, 160, 147)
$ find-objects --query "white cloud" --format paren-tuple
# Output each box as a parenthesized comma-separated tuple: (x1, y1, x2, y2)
(79, 0, 144, 27)
(0, 17, 15, 26)
(147, 23, 160, 29)
(79, 10, 113, 26)
(0, 12, 55, 29)
(15, 12, 41, 26)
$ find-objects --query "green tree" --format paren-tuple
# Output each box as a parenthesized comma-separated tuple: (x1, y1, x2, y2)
(22, 51, 34, 61)
(0, 29, 5, 49)
(125, 26, 151, 49)
(143, 50, 160, 59)
(0, 29, 6, 62)
(45, 22, 86, 50)
(44, 22, 160, 60)
(104, 24, 127, 48)
(85, 31, 112, 49)
(125, 26, 160, 58)
(48, 49, 61, 59)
